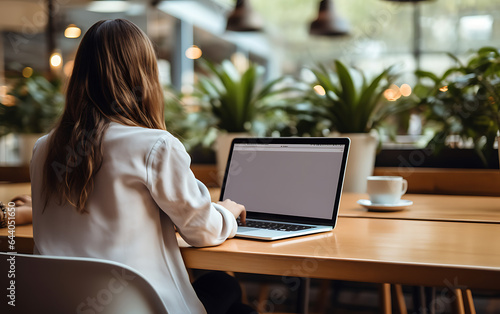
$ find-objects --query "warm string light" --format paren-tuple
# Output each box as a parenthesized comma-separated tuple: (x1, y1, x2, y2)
(439, 85, 448, 92)
(185, 45, 202, 60)
(49, 50, 64, 76)
(400, 84, 412, 97)
(384, 83, 412, 101)
(313, 85, 326, 96)
(64, 24, 81, 39)
(22, 67, 33, 78)
(50, 52, 62, 68)
(384, 84, 401, 101)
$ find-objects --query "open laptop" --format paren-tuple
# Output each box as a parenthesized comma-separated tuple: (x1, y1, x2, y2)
(219, 137, 350, 241)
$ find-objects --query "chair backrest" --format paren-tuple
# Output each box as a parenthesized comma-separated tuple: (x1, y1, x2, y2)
(0, 252, 168, 314)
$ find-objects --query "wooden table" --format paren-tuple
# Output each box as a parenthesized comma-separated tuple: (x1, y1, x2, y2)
(3, 185, 499, 224)
(211, 188, 500, 224)
(180, 217, 500, 290)
(2, 218, 499, 290)
(339, 193, 500, 224)
(0, 224, 33, 253)
(1, 184, 500, 291)
(207, 187, 500, 312)
(0, 182, 31, 203)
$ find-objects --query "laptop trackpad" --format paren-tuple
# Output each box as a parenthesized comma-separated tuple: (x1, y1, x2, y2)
(237, 227, 287, 237)
(237, 226, 259, 233)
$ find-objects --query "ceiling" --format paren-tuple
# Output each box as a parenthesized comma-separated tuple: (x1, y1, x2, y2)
(1, 0, 499, 79)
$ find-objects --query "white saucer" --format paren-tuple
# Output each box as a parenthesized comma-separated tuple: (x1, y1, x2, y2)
(357, 199, 413, 212)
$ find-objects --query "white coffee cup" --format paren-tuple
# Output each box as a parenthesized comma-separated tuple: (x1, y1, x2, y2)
(366, 176, 408, 205)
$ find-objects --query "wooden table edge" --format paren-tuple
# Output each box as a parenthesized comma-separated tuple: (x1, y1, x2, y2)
(180, 248, 500, 290)
(2, 231, 499, 290)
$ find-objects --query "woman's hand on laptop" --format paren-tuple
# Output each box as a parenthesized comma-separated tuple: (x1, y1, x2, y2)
(218, 199, 246, 225)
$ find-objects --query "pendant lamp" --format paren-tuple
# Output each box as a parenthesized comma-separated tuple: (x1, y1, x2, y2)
(226, 0, 263, 32)
(309, 0, 349, 36)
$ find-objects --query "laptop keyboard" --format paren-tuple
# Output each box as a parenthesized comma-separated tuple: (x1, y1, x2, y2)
(238, 219, 314, 232)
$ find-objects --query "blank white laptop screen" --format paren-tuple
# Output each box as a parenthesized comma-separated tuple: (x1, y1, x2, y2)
(223, 143, 344, 220)
(220, 138, 349, 240)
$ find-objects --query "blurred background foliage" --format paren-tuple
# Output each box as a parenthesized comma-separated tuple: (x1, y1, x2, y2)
(1, 48, 499, 167)
(414, 47, 500, 167)
(0, 74, 63, 137)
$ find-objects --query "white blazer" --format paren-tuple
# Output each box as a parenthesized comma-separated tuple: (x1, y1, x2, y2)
(30, 122, 237, 314)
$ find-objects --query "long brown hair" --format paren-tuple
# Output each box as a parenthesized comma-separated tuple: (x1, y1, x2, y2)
(43, 19, 166, 213)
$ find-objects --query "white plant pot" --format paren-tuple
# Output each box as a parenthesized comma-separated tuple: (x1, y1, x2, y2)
(215, 132, 249, 185)
(337, 133, 378, 193)
(18, 133, 44, 165)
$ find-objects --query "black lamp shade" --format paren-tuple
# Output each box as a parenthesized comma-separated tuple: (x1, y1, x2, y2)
(309, 0, 349, 36)
(226, 0, 263, 32)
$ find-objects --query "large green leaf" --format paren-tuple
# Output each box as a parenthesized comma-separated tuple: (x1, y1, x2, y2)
(256, 76, 286, 101)
(240, 65, 257, 129)
(195, 59, 295, 133)
(415, 70, 441, 83)
(357, 67, 394, 132)
(311, 67, 339, 95)
(334, 60, 356, 107)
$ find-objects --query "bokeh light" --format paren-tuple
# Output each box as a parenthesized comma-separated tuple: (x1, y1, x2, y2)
(50, 52, 62, 67)
(64, 24, 81, 38)
(383, 84, 401, 101)
(22, 67, 33, 78)
(185, 45, 202, 60)
(313, 85, 326, 96)
(400, 83, 412, 97)
(63, 60, 75, 77)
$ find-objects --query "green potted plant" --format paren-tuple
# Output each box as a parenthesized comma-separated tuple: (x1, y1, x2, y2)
(196, 59, 292, 183)
(163, 87, 210, 152)
(291, 60, 409, 192)
(0, 74, 63, 164)
(415, 47, 500, 168)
